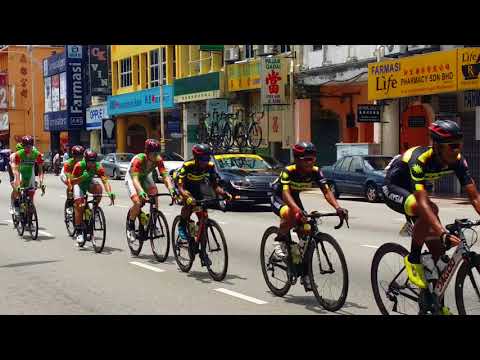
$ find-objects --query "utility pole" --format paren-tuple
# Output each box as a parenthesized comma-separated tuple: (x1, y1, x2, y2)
(28, 45, 36, 145)
(159, 47, 165, 153)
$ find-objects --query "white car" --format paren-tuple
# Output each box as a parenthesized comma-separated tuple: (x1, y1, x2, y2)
(153, 152, 184, 183)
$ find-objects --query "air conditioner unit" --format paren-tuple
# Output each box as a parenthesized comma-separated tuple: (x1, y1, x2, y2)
(224, 47, 240, 63)
(256, 45, 278, 56)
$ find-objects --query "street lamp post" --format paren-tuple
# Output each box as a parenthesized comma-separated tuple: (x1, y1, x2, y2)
(159, 47, 165, 153)
(28, 45, 36, 146)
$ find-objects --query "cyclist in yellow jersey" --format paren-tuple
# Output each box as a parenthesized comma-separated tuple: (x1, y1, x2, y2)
(383, 120, 480, 313)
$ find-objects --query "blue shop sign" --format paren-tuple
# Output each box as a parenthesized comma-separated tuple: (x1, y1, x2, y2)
(44, 111, 68, 132)
(108, 86, 174, 116)
(43, 52, 67, 77)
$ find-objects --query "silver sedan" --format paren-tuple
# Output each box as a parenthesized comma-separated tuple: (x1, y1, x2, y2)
(101, 153, 135, 180)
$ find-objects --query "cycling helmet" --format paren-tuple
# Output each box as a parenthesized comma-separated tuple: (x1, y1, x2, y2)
(293, 141, 317, 158)
(84, 150, 97, 162)
(145, 139, 161, 154)
(429, 120, 463, 143)
(21, 135, 34, 147)
(16, 143, 23, 151)
(71, 145, 85, 157)
(192, 144, 211, 158)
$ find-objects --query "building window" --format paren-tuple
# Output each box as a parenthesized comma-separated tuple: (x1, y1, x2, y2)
(161, 47, 167, 85)
(120, 58, 132, 88)
(279, 45, 291, 53)
(313, 45, 323, 51)
(150, 49, 159, 88)
(244, 45, 254, 59)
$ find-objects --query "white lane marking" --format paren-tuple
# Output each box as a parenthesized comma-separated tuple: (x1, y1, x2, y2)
(217, 221, 227, 225)
(38, 230, 54, 237)
(129, 261, 165, 273)
(114, 205, 130, 209)
(361, 245, 379, 249)
(60, 195, 67, 199)
(3, 219, 13, 224)
(214, 288, 268, 305)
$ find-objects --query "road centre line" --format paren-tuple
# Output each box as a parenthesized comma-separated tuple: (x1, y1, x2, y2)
(129, 261, 165, 273)
(360, 245, 379, 249)
(214, 288, 267, 305)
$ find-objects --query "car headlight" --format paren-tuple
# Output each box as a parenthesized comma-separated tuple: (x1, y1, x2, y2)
(230, 179, 252, 190)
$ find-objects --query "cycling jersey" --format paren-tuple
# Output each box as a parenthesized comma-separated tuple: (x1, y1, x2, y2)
(61, 158, 81, 184)
(12, 148, 44, 188)
(128, 153, 168, 180)
(177, 160, 219, 186)
(385, 146, 473, 192)
(71, 160, 106, 193)
(273, 164, 328, 198)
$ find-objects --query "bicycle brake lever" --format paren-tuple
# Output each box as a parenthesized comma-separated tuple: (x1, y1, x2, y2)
(334, 216, 345, 230)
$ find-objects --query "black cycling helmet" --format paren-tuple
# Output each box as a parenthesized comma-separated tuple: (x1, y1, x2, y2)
(71, 145, 85, 157)
(84, 150, 97, 162)
(192, 144, 211, 158)
(145, 139, 161, 154)
(293, 141, 317, 158)
(21, 135, 34, 147)
(429, 120, 463, 143)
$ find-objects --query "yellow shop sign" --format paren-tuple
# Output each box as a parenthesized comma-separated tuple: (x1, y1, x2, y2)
(458, 48, 480, 91)
(368, 49, 457, 101)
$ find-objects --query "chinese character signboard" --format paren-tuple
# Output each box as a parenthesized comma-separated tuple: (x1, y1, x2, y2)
(261, 57, 288, 105)
(267, 108, 283, 142)
(0, 73, 7, 110)
(357, 104, 381, 123)
(88, 45, 110, 96)
(368, 49, 457, 101)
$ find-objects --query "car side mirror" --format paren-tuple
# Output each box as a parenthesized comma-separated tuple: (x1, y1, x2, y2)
(355, 168, 364, 173)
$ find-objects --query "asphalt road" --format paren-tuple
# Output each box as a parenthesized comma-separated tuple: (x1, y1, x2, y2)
(0, 173, 478, 314)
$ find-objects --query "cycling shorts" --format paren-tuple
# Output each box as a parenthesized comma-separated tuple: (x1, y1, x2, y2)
(125, 172, 156, 199)
(73, 179, 101, 200)
(271, 193, 304, 219)
(382, 183, 417, 217)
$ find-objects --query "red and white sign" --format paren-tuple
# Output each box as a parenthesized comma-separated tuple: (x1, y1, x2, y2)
(261, 57, 288, 105)
(0, 74, 7, 110)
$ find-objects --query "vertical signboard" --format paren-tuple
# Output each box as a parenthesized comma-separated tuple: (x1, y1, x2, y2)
(0, 73, 8, 110)
(66, 45, 85, 129)
(261, 57, 288, 105)
(88, 45, 110, 96)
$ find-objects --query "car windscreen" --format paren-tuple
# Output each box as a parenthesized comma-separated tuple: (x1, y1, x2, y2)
(215, 155, 272, 170)
(364, 157, 393, 171)
(116, 154, 134, 162)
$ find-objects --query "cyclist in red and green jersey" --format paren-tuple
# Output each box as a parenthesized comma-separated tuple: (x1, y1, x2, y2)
(70, 150, 115, 245)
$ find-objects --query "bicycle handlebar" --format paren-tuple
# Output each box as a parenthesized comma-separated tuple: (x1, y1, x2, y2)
(307, 211, 349, 230)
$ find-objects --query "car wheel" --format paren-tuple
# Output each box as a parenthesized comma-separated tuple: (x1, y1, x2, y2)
(365, 183, 379, 203)
(330, 182, 340, 199)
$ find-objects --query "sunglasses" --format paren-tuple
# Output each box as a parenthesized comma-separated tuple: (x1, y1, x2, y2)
(443, 143, 462, 150)
(298, 156, 316, 161)
(197, 156, 210, 162)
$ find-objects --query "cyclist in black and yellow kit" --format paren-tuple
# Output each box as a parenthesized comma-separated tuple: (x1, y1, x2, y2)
(176, 144, 232, 265)
(271, 141, 349, 290)
(383, 120, 480, 301)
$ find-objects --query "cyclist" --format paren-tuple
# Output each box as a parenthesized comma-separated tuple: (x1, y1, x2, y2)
(176, 144, 232, 266)
(70, 150, 115, 245)
(10, 136, 45, 216)
(60, 145, 84, 215)
(382, 120, 480, 299)
(271, 141, 349, 291)
(125, 139, 175, 240)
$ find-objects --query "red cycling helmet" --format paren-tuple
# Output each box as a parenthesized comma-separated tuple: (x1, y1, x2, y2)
(293, 141, 317, 158)
(429, 120, 463, 143)
(71, 145, 85, 157)
(84, 150, 98, 162)
(21, 135, 34, 147)
(192, 144, 211, 158)
(145, 139, 161, 154)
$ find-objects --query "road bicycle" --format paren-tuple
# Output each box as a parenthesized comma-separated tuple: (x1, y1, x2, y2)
(76, 193, 113, 253)
(260, 211, 349, 311)
(171, 198, 229, 281)
(234, 111, 264, 151)
(125, 193, 171, 262)
(64, 194, 75, 237)
(13, 185, 45, 240)
(371, 217, 480, 315)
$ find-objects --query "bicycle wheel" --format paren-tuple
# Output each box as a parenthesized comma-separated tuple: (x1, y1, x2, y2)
(64, 199, 75, 237)
(234, 122, 247, 149)
(16, 210, 25, 237)
(221, 123, 233, 152)
(247, 122, 263, 149)
(28, 204, 39, 240)
(455, 254, 480, 315)
(205, 219, 228, 281)
(308, 233, 348, 312)
(371, 243, 420, 315)
(171, 215, 194, 272)
(260, 226, 291, 297)
(125, 209, 144, 256)
(209, 122, 221, 151)
(92, 207, 106, 253)
(150, 210, 170, 262)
